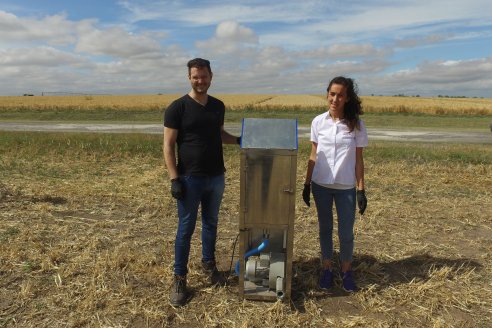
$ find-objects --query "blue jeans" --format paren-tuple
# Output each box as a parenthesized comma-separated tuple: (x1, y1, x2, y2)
(174, 174, 225, 276)
(311, 182, 356, 263)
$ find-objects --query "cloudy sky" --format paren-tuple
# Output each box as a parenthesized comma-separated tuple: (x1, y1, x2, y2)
(1, 0, 491, 97)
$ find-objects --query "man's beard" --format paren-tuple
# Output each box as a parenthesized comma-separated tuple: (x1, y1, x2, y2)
(193, 83, 209, 94)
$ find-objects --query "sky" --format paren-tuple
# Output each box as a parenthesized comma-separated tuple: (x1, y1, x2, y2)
(1, 0, 491, 97)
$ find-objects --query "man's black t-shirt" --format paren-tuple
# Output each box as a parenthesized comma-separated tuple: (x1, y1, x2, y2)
(164, 94, 225, 176)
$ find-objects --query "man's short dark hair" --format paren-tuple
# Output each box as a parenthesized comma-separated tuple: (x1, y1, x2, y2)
(187, 58, 212, 75)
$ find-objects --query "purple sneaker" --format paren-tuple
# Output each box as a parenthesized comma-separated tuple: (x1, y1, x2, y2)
(319, 269, 334, 289)
(341, 270, 357, 292)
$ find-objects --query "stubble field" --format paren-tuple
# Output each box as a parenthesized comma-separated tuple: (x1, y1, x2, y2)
(1, 94, 492, 327)
(1, 130, 491, 327)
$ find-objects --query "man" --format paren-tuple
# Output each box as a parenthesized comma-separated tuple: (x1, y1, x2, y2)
(163, 58, 240, 307)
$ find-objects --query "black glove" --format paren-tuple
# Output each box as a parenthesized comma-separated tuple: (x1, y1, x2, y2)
(171, 178, 184, 200)
(302, 183, 311, 207)
(357, 189, 367, 215)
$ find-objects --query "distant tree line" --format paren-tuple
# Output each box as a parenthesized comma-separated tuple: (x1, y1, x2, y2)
(370, 94, 484, 99)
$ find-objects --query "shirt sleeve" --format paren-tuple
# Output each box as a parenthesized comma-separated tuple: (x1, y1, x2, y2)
(215, 98, 225, 127)
(164, 99, 182, 129)
(356, 120, 369, 147)
(310, 115, 319, 143)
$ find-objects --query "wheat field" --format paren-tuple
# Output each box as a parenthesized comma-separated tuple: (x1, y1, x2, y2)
(1, 94, 491, 115)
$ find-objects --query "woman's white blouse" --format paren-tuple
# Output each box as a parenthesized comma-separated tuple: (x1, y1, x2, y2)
(310, 112, 368, 187)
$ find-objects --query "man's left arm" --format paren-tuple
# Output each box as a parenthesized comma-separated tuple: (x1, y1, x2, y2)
(221, 126, 240, 145)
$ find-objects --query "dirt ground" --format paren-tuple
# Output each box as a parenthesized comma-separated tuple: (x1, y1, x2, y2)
(1, 139, 491, 327)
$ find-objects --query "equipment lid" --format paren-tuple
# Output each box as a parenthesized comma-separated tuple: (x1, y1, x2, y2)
(240, 118, 298, 150)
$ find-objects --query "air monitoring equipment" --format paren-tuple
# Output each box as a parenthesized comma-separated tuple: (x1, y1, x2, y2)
(236, 118, 297, 301)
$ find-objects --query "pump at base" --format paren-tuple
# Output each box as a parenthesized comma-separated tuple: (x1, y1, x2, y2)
(245, 252, 286, 299)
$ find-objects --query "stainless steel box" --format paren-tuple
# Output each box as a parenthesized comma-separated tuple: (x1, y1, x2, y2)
(237, 118, 297, 301)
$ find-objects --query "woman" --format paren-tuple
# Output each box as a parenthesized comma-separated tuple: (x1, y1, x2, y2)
(303, 76, 368, 292)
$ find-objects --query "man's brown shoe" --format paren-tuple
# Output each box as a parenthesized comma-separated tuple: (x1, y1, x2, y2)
(170, 275, 188, 306)
(202, 260, 227, 286)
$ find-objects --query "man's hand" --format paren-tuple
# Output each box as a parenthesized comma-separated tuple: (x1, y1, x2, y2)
(357, 189, 367, 215)
(302, 183, 311, 207)
(171, 178, 184, 200)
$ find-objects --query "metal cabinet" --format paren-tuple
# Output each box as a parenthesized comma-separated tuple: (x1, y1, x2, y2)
(237, 118, 297, 301)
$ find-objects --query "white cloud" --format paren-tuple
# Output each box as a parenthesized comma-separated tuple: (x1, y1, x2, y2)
(196, 21, 258, 56)
(118, 0, 492, 45)
(308, 0, 492, 35)
(0, 1, 491, 97)
(0, 10, 79, 45)
(119, 0, 329, 25)
(360, 57, 492, 96)
(391, 58, 492, 84)
(394, 34, 452, 48)
(75, 26, 162, 58)
(0, 46, 84, 66)
(300, 44, 387, 59)
(215, 21, 257, 43)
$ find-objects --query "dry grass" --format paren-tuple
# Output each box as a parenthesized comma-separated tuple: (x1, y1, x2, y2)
(1, 94, 491, 115)
(0, 133, 491, 327)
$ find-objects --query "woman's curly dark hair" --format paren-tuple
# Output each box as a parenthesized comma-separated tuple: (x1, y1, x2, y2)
(327, 76, 363, 132)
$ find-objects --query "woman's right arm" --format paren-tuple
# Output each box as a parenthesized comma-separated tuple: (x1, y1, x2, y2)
(304, 142, 317, 184)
